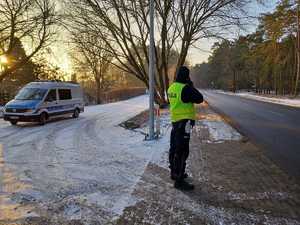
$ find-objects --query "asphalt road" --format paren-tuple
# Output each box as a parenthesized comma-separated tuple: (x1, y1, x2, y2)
(202, 90, 300, 180)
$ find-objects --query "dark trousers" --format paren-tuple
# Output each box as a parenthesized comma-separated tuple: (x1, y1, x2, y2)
(169, 119, 191, 181)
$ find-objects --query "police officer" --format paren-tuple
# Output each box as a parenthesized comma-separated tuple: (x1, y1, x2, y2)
(168, 66, 203, 191)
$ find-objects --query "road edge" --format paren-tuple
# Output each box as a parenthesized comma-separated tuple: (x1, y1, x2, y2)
(205, 100, 300, 184)
(204, 100, 248, 143)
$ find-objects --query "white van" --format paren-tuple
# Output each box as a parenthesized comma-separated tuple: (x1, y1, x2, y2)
(3, 81, 84, 125)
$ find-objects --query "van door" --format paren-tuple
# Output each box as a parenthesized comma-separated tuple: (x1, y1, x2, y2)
(44, 89, 58, 115)
(58, 89, 73, 114)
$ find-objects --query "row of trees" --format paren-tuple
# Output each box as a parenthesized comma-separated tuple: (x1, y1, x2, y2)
(65, 0, 258, 104)
(1, 0, 265, 104)
(0, 36, 68, 94)
(0, 0, 64, 97)
(0, 0, 58, 81)
(192, 0, 300, 96)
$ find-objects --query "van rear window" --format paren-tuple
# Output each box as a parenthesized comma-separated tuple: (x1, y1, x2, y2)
(58, 89, 72, 100)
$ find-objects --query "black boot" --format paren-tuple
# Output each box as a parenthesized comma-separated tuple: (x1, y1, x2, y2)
(171, 173, 188, 180)
(174, 180, 194, 191)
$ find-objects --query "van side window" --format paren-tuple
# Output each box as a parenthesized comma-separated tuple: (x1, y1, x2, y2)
(59, 89, 72, 100)
(45, 89, 57, 102)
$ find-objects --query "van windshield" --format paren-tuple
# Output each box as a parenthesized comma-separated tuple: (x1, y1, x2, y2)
(15, 88, 47, 100)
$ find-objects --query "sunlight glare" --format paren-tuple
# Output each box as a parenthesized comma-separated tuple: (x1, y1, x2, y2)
(0, 55, 8, 64)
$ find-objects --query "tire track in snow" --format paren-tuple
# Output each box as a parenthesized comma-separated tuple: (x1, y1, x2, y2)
(0, 95, 152, 223)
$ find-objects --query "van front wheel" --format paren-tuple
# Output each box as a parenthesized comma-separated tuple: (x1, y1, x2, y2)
(10, 120, 18, 125)
(39, 113, 47, 125)
(72, 109, 80, 118)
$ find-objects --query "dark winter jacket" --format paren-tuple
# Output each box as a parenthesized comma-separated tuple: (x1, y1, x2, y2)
(175, 66, 204, 104)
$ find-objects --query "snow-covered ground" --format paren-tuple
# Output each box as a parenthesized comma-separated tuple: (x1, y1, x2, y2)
(3, 96, 292, 225)
(0, 95, 171, 223)
(200, 120, 242, 143)
(0, 95, 246, 223)
(214, 90, 300, 108)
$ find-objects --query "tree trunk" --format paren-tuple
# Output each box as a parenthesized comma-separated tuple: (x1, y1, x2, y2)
(176, 37, 191, 73)
(294, 0, 300, 97)
(295, 51, 300, 96)
(95, 78, 102, 104)
(154, 91, 165, 105)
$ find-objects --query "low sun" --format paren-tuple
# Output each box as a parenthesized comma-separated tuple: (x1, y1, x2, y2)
(0, 55, 8, 64)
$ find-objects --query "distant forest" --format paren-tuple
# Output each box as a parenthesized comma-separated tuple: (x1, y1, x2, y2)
(191, 0, 300, 96)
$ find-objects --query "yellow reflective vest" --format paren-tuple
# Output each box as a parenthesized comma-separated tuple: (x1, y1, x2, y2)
(168, 82, 196, 122)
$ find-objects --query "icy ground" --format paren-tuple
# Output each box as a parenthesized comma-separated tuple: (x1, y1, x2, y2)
(0, 95, 249, 224)
(0, 95, 171, 223)
(214, 90, 300, 108)
(2, 96, 296, 225)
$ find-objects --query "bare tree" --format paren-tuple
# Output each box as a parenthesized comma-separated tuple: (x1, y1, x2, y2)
(174, 0, 251, 67)
(70, 30, 113, 104)
(66, 0, 256, 104)
(0, 0, 58, 82)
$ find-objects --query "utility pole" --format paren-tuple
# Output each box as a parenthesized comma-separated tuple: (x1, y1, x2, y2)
(148, 0, 155, 139)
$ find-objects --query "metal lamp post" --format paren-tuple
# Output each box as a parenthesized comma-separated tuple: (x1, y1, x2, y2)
(148, 0, 155, 140)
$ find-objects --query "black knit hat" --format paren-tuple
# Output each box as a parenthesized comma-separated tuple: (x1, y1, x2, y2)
(175, 66, 190, 84)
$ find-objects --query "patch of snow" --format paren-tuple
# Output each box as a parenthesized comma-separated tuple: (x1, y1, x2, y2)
(149, 132, 171, 170)
(215, 90, 300, 108)
(201, 120, 242, 143)
(195, 108, 242, 143)
(0, 95, 172, 223)
(63, 202, 82, 220)
(147, 112, 172, 169)
(227, 191, 291, 201)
